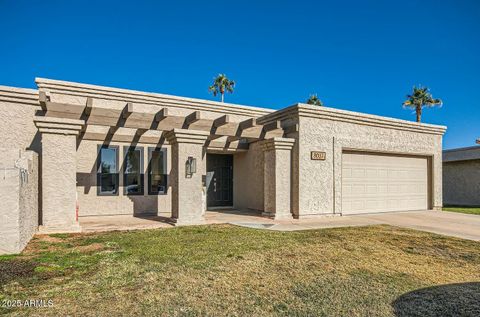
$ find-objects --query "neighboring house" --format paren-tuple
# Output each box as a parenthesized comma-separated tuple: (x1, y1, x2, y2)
(443, 145, 480, 206)
(0, 78, 446, 253)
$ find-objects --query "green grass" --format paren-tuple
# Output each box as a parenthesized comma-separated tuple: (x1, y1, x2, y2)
(443, 206, 480, 215)
(1, 225, 480, 316)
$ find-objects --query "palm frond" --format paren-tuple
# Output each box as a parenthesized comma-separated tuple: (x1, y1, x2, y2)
(208, 74, 235, 101)
(402, 85, 442, 122)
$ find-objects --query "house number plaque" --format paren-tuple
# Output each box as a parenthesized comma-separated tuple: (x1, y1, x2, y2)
(311, 151, 326, 160)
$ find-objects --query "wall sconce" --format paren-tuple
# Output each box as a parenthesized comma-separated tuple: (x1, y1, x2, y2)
(186, 156, 197, 178)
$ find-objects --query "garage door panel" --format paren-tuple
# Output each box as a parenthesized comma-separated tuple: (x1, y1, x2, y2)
(342, 152, 428, 214)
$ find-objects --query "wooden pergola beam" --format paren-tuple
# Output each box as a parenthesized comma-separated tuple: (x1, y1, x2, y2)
(183, 111, 201, 128)
(84, 97, 93, 116)
(154, 108, 169, 122)
(207, 137, 249, 153)
(238, 118, 257, 130)
(262, 120, 281, 132)
(39, 91, 49, 111)
(213, 115, 230, 128)
(122, 103, 133, 119)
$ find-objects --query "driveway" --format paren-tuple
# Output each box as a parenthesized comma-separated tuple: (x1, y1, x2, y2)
(266, 211, 480, 241)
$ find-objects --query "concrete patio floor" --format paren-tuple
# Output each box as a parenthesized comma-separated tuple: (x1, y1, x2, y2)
(79, 210, 480, 241)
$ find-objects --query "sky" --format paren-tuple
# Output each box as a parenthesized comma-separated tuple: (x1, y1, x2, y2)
(0, 0, 479, 149)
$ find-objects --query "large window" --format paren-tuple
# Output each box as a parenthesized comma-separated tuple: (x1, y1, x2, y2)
(97, 146, 119, 195)
(124, 146, 144, 195)
(148, 148, 167, 195)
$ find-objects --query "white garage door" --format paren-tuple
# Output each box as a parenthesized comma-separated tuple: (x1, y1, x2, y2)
(342, 152, 428, 215)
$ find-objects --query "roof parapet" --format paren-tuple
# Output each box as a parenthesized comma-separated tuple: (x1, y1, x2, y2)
(259, 103, 447, 135)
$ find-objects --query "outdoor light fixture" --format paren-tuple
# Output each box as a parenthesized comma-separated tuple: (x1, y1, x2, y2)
(186, 156, 197, 177)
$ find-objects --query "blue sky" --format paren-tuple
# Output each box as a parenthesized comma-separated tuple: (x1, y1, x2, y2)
(0, 0, 478, 149)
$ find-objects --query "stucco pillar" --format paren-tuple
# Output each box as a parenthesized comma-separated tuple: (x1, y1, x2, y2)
(262, 137, 295, 220)
(165, 129, 209, 225)
(34, 117, 84, 232)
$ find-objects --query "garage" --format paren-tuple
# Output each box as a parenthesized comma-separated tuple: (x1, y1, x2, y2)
(341, 152, 429, 214)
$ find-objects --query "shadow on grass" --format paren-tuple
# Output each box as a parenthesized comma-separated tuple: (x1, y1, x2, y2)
(393, 282, 480, 317)
(0, 259, 37, 285)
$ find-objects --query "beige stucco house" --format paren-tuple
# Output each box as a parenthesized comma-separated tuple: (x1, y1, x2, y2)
(0, 78, 446, 253)
(443, 145, 480, 206)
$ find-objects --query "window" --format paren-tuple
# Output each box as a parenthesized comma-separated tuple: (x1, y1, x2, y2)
(148, 148, 167, 194)
(124, 146, 144, 195)
(97, 146, 119, 195)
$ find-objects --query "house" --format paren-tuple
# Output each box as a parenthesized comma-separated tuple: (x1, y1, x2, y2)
(0, 78, 446, 253)
(443, 144, 480, 206)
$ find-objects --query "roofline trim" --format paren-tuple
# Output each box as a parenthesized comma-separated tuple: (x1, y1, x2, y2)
(35, 77, 274, 117)
(259, 103, 446, 135)
(443, 145, 480, 153)
(0, 85, 39, 106)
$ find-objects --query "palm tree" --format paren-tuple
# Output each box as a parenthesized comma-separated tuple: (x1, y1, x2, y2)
(306, 94, 323, 106)
(208, 74, 235, 102)
(402, 86, 442, 122)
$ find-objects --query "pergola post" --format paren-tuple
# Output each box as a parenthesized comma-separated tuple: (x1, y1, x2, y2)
(165, 129, 209, 225)
(34, 117, 84, 232)
(262, 137, 295, 220)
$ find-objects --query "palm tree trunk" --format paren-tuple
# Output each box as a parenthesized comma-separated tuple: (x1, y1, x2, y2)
(416, 107, 421, 122)
(221, 93, 224, 103)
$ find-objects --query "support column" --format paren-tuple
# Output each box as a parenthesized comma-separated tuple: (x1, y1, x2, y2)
(34, 117, 84, 233)
(262, 137, 295, 220)
(165, 129, 209, 225)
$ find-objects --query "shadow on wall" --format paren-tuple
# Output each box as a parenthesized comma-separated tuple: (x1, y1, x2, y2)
(392, 282, 480, 317)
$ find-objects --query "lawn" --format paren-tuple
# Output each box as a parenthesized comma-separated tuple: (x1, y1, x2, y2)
(443, 206, 480, 215)
(1, 225, 480, 316)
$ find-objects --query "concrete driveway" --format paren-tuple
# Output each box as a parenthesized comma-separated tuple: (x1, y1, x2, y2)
(266, 211, 480, 241)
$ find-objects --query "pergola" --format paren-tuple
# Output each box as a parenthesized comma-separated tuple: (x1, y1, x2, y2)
(38, 91, 297, 152)
(33, 88, 297, 231)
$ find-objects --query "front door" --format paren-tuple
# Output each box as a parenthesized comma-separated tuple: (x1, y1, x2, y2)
(206, 154, 233, 207)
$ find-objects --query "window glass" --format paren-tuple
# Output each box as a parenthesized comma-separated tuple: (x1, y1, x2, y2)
(149, 148, 167, 194)
(124, 147, 144, 195)
(98, 147, 118, 195)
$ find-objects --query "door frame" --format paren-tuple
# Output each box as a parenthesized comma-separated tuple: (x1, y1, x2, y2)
(206, 154, 234, 208)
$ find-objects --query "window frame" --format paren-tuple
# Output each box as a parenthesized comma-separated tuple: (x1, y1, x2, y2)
(123, 146, 145, 196)
(148, 147, 168, 195)
(97, 145, 120, 196)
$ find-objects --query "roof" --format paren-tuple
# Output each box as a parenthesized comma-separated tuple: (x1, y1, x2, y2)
(443, 146, 480, 162)
(259, 103, 447, 135)
(0, 78, 448, 136)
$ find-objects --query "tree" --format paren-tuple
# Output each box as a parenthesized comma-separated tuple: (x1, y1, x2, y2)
(208, 74, 235, 102)
(402, 86, 442, 122)
(306, 94, 323, 106)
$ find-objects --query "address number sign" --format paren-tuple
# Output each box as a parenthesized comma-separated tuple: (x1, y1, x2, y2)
(311, 151, 326, 160)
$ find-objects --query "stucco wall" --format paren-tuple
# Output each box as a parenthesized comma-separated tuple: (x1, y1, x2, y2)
(443, 160, 480, 206)
(0, 94, 41, 154)
(0, 150, 38, 255)
(76, 140, 172, 217)
(233, 141, 264, 211)
(297, 116, 443, 217)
